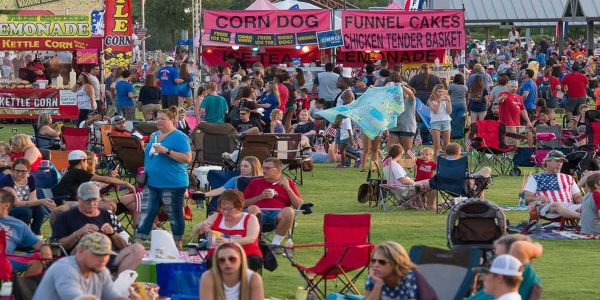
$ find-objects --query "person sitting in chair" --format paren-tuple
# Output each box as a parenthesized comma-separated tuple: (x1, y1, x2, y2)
(444, 143, 492, 196)
(110, 115, 132, 137)
(232, 107, 262, 135)
(523, 150, 581, 220)
(244, 158, 303, 245)
(51, 182, 144, 275)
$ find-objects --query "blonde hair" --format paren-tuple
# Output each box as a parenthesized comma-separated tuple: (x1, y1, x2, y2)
(420, 147, 434, 155)
(11, 134, 34, 153)
(270, 109, 283, 121)
(204, 82, 217, 92)
(211, 243, 251, 300)
(372, 241, 416, 278)
(84, 150, 96, 173)
(0, 141, 10, 154)
(242, 156, 263, 176)
(267, 81, 280, 108)
(429, 84, 447, 102)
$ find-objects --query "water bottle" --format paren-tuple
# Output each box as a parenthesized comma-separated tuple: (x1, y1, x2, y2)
(285, 238, 294, 258)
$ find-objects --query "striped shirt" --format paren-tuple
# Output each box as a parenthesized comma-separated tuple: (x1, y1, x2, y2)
(524, 172, 580, 204)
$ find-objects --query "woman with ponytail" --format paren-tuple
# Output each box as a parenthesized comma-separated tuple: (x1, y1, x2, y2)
(200, 242, 264, 300)
(408, 63, 441, 104)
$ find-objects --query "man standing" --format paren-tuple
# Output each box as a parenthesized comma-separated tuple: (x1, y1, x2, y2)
(311, 62, 340, 109)
(0, 190, 52, 276)
(498, 81, 532, 146)
(561, 64, 589, 122)
(52, 182, 144, 275)
(481, 255, 524, 300)
(535, 66, 561, 106)
(33, 232, 127, 300)
(158, 57, 183, 108)
(517, 69, 538, 119)
(524, 150, 581, 220)
(244, 158, 304, 245)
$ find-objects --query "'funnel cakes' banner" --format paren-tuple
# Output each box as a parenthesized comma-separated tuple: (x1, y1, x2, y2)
(341, 10, 465, 51)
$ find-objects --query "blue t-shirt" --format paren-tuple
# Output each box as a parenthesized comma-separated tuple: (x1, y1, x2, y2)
(518, 79, 538, 110)
(201, 95, 228, 123)
(0, 216, 39, 253)
(144, 131, 191, 188)
(177, 76, 194, 97)
(365, 270, 418, 300)
(157, 66, 180, 96)
(259, 92, 279, 121)
(115, 80, 134, 107)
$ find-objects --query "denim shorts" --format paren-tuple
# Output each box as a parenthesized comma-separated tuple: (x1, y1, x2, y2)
(430, 120, 451, 131)
(261, 210, 281, 225)
(335, 129, 350, 145)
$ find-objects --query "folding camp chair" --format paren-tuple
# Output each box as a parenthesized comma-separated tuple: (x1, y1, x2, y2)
(189, 122, 238, 168)
(272, 133, 304, 185)
(236, 134, 277, 166)
(430, 156, 490, 214)
(409, 245, 480, 300)
(378, 159, 426, 211)
(48, 150, 69, 172)
(96, 125, 119, 175)
(132, 121, 158, 137)
(469, 120, 516, 175)
(109, 135, 145, 183)
(203, 169, 241, 216)
(61, 127, 90, 151)
(279, 214, 373, 300)
(535, 124, 562, 149)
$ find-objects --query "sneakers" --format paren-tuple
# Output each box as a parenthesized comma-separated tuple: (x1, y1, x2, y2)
(335, 163, 346, 168)
(354, 158, 361, 168)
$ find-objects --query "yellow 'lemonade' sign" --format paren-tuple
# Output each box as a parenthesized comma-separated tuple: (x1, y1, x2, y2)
(0, 14, 91, 37)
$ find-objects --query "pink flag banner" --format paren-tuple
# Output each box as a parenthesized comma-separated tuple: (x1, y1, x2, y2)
(341, 10, 465, 51)
(203, 10, 331, 34)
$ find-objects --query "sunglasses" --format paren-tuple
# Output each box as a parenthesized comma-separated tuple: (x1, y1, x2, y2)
(218, 256, 239, 264)
(370, 258, 388, 266)
(13, 169, 29, 174)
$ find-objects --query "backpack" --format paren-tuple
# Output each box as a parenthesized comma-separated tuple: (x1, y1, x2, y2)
(538, 76, 552, 101)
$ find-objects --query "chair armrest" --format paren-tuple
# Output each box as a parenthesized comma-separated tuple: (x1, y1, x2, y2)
(299, 202, 314, 215)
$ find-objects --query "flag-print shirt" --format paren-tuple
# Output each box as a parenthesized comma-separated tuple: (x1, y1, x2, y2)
(524, 172, 580, 204)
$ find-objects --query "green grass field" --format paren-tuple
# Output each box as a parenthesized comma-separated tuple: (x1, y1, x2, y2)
(1, 123, 598, 299)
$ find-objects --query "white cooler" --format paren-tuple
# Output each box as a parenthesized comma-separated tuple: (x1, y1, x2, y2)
(193, 165, 223, 191)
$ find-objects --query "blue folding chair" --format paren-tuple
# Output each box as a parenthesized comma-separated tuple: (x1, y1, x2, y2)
(409, 245, 480, 300)
(429, 156, 469, 214)
(204, 169, 240, 216)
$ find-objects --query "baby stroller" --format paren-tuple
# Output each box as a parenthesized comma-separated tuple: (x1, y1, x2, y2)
(560, 145, 600, 180)
(447, 198, 507, 264)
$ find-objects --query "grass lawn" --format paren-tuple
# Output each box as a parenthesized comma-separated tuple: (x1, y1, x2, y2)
(1, 123, 598, 299)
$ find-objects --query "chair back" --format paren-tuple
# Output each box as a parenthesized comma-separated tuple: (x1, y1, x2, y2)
(132, 121, 158, 136)
(49, 150, 70, 170)
(109, 135, 145, 173)
(238, 134, 277, 165)
(320, 214, 372, 272)
(205, 169, 241, 215)
(0, 230, 13, 281)
(409, 246, 480, 300)
(470, 120, 505, 150)
(190, 122, 238, 165)
(61, 127, 90, 151)
(431, 156, 468, 197)
(100, 124, 113, 156)
(272, 133, 302, 162)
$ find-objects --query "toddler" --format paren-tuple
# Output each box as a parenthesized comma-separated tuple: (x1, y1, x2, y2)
(415, 147, 436, 181)
(581, 173, 600, 235)
(270, 109, 285, 133)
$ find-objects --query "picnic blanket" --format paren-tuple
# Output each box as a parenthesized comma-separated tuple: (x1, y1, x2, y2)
(508, 222, 600, 240)
(142, 250, 205, 263)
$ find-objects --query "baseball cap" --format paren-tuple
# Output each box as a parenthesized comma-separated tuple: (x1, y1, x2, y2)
(77, 182, 100, 201)
(232, 74, 243, 81)
(489, 255, 523, 276)
(78, 232, 117, 255)
(166, 57, 175, 63)
(543, 150, 567, 162)
(111, 115, 126, 124)
(507, 80, 519, 87)
(68, 150, 88, 161)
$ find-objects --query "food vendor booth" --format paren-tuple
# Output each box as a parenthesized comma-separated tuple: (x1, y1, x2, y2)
(0, 8, 105, 119)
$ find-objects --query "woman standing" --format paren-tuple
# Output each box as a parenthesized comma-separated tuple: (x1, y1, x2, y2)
(194, 190, 262, 271)
(428, 84, 452, 157)
(178, 63, 194, 107)
(408, 64, 441, 104)
(291, 68, 305, 90)
(448, 74, 468, 138)
(257, 82, 280, 132)
(468, 76, 489, 122)
(365, 241, 434, 300)
(135, 107, 192, 249)
(10, 134, 43, 172)
(199, 242, 264, 300)
(74, 73, 96, 125)
(139, 74, 162, 121)
(1, 158, 55, 235)
(387, 82, 418, 157)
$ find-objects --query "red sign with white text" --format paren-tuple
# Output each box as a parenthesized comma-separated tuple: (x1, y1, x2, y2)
(202, 47, 320, 67)
(336, 50, 446, 67)
(103, 0, 133, 70)
(0, 89, 79, 120)
(204, 10, 331, 34)
(0, 37, 102, 50)
(341, 10, 465, 51)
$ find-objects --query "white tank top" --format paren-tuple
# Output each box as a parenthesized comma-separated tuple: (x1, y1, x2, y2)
(224, 270, 254, 300)
(76, 85, 92, 110)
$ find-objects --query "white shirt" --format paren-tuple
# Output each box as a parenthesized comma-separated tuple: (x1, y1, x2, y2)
(224, 270, 253, 300)
(430, 100, 451, 122)
(339, 118, 352, 140)
(383, 159, 408, 188)
(496, 291, 522, 300)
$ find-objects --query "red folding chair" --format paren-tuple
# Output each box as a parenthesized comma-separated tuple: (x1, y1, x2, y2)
(279, 214, 374, 299)
(61, 127, 90, 151)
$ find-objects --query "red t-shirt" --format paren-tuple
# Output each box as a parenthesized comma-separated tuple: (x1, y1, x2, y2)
(277, 83, 288, 113)
(415, 159, 436, 181)
(243, 177, 299, 209)
(593, 191, 600, 208)
(561, 72, 589, 98)
(535, 75, 560, 97)
(498, 92, 525, 126)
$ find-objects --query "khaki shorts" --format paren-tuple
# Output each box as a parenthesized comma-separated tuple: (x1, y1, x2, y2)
(141, 103, 161, 120)
(504, 126, 520, 146)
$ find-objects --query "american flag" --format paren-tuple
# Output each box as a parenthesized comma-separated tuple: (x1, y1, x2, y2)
(407, 149, 416, 159)
(414, 134, 422, 146)
(532, 172, 575, 203)
(465, 139, 473, 152)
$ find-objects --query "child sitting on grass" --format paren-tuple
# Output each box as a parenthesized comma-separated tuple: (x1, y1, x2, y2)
(581, 173, 600, 235)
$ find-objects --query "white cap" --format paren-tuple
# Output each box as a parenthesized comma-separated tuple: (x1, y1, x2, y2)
(166, 57, 175, 63)
(342, 67, 353, 78)
(489, 255, 522, 277)
(232, 74, 243, 81)
(68, 150, 88, 161)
